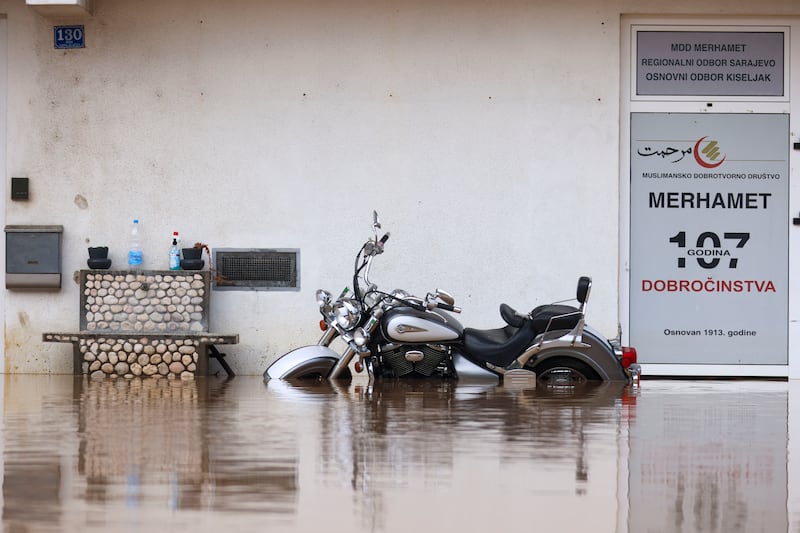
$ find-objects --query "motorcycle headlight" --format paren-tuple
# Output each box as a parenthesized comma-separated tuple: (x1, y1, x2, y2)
(334, 299, 361, 331)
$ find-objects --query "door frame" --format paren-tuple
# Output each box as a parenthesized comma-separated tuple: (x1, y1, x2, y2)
(619, 16, 799, 378)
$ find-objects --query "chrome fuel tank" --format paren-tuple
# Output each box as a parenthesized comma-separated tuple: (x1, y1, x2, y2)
(382, 307, 464, 343)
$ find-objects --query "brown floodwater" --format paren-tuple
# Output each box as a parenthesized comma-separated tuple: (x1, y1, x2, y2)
(0, 375, 796, 533)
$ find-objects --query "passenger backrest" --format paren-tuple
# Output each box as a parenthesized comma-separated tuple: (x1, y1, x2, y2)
(576, 276, 592, 312)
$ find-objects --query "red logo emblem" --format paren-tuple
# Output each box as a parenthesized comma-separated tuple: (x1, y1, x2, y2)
(693, 137, 726, 168)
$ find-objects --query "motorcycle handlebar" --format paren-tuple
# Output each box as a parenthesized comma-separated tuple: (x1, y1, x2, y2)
(410, 301, 426, 312)
(426, 300, 461, 313)
(367, 233, 391, 259)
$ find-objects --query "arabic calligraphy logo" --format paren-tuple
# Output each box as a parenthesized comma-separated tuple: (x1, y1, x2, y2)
(637, 136, 727, 169)
(637, 144, 692, 163)
(693, 136, 726, 169)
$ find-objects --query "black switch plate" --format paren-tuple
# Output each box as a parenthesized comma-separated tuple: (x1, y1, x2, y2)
(11, 177, 28, 201)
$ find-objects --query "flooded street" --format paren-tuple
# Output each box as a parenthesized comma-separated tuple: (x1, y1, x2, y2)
(0, 375, 797, 533)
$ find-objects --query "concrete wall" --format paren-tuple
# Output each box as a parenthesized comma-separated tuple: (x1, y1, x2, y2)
(2, 0, 799, 374)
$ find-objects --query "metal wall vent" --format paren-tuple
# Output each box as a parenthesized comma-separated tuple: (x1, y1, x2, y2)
(213, 248, 300, 291)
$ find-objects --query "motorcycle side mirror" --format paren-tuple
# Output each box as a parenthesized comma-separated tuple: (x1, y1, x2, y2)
(371, 211, 382, 242)
(436, 289, 455, 306)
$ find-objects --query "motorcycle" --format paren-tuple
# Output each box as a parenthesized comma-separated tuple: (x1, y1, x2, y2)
(263, 212, 641, 385)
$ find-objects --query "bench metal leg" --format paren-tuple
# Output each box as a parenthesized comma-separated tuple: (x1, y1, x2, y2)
(208, 344, 235, 377)
(73, 343, 83, 375)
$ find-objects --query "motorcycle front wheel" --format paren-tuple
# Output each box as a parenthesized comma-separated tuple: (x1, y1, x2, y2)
(530, 356, 600, 386)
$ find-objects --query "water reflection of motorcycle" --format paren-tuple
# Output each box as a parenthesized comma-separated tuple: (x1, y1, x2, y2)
(264, 212, 640, 385)
(266, 379, 638, 506)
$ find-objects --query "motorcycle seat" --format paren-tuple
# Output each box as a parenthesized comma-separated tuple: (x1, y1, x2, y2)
(530, 304, 582, 333)
(500, 303, 527, 328)
(463, 319, 539, 368)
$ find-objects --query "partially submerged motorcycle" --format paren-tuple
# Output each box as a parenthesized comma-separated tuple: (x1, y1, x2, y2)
(264, 212, 640, 385)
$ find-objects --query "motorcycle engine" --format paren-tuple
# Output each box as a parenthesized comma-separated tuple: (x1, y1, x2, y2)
(378, 343, 449, 377)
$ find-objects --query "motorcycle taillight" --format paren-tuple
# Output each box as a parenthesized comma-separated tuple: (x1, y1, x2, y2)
(621, 346, 637, 368)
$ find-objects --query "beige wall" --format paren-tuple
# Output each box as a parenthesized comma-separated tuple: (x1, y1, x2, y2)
(1, 0, 798, 374)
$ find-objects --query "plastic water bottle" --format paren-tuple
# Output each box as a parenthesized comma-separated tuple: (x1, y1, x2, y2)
(127, 219, 143, 270)
(169, 236, 180, 270)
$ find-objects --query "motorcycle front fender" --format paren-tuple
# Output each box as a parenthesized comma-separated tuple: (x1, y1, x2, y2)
(263, 345, 340, 380)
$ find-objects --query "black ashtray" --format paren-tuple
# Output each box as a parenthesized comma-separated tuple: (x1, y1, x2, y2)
(180, 259, 204, 270)
(182, 247, 203, 260)
(87, 258, 112, 269)
(88, 246, 109, 259)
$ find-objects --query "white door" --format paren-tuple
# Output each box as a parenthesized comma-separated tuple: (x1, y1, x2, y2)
(0, 16, 6, 375)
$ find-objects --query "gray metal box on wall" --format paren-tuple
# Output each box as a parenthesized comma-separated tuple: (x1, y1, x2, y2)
(5, 225, 63, 289)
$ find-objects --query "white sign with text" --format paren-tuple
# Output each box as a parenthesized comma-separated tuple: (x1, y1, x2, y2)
(636, 31, 785, 96)
(629, 113, 788, 364)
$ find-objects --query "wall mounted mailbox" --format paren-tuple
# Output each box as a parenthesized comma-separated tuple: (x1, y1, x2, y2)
(11, 177, 29, 201)
(5, 225, 63, 289)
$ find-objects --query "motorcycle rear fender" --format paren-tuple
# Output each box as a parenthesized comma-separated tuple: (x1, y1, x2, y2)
(263, 345, 340, 380)
(532, 325, 627, 381)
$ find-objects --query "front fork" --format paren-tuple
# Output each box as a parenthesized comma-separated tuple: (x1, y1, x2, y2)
(317, 326, 338, 347)
(328, 311, 383, 380)
(329, 345, 358, 379)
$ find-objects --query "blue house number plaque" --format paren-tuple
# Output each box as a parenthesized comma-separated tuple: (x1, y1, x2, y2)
(54, 25, 85, 49)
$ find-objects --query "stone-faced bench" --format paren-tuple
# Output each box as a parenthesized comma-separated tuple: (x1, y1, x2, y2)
(43, 270, 238, 379)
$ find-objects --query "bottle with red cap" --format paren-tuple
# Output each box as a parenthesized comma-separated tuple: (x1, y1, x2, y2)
(169, 231, 180, 270)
